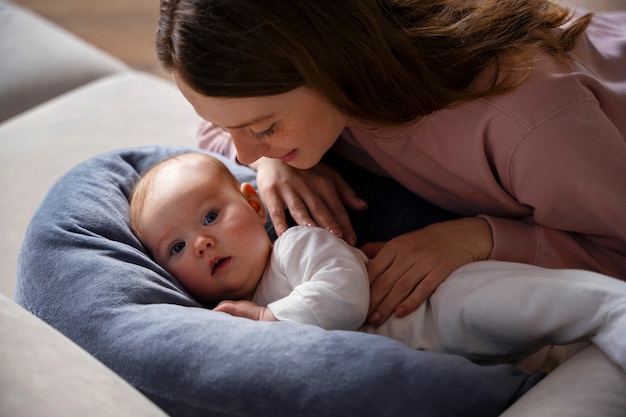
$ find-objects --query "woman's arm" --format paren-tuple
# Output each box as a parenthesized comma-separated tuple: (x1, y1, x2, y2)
(364, 97, 626, 326)
(486, 100, 626, 278)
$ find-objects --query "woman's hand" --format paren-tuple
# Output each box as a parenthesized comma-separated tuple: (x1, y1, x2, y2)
(361, 217, 493, 326)
(254, 158, 368, 246)
(214, 300, 277, 322)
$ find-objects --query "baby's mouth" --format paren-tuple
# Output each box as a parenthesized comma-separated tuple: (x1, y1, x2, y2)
(211, 257, 231, 275)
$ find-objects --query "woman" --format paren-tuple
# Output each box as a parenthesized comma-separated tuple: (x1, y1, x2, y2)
(156, 0, 626, 326)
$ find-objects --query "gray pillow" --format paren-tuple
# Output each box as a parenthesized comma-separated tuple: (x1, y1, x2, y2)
(15, 146, 542, 417)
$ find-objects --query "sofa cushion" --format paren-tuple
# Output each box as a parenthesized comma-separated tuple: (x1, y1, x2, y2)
(500, 345, 626, 416)
(15, 146, 541, 417)
(0, 1, 128, 122)
(0, 293, 168, 417)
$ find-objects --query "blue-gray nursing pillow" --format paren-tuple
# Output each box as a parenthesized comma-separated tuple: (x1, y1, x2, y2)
(15, 146, 541, 417)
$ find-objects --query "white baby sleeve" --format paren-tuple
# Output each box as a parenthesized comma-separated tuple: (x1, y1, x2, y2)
(264, 226, 370, 330)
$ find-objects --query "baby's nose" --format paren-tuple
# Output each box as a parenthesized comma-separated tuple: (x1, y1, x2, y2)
(195, 235, 214, 255)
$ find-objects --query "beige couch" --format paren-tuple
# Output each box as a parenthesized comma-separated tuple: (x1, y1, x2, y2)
(1, 1, 625, 416)
(0, 1, 195, 415)
(0, 1, 198, 296)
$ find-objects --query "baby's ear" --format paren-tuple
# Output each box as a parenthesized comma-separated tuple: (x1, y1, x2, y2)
(240, 183, 266, 220)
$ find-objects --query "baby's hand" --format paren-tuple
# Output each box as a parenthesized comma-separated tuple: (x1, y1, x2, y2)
(214, 300, 277, 322)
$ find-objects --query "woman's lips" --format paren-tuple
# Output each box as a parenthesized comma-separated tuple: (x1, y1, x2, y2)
(278, 149, 297, 162)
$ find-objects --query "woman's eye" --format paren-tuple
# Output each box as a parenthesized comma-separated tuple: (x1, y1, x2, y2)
(204, 211, 218, 225)
(250, 124, 275, 140)
(170, 242, 185, 255)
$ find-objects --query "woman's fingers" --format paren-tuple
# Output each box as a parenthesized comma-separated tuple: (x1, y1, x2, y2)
(278, 184, 318, 227)
(260, 185, 294, 236)
(301, 188, 354, 242)
(365, 219, 493, 326)
(255, 158, 308, 235)
(333, 171, 369, 211)
(367, 258, 419, 325)
(324, 172, 366, 245)
(255, 159, 364, 244)
(366, 244, 399, 323)
(370, 268, 448, 324)
(396, 272, 444, 317)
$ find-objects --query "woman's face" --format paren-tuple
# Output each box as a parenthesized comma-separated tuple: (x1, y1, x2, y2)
(174, 75, 349, 169)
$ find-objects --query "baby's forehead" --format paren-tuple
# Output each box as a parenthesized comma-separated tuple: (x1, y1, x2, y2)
(153, 154, 220, 181)
(158, 158, 237, 198)
(162, 153, 218, 172)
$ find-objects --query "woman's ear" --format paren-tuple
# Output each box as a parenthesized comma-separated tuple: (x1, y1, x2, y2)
(240, 183, 266, 220)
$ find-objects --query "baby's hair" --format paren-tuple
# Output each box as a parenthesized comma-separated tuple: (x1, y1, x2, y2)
(129, 153, 240, 240)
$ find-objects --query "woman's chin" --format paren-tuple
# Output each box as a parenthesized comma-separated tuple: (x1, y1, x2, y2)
(284, 152, 323, 169)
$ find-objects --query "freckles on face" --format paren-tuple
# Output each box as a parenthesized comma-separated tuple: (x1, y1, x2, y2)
(173, 75, 347, 168)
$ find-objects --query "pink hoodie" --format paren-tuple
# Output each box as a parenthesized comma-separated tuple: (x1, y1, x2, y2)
(199, 12, 626, 279)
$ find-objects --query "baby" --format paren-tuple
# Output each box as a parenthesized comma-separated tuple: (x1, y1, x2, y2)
(129, 152, 626, 371)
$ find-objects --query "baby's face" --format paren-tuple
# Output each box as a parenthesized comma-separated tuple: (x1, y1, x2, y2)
(135, 155, 271, 304)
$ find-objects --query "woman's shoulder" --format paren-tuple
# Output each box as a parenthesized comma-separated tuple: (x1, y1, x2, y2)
(478, 67, 596, 131)
(350, 69, 597, 147)
(353, 61, 603, 140)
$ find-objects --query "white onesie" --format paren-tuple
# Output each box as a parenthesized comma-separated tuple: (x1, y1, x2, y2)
(252, 226, 626, 372)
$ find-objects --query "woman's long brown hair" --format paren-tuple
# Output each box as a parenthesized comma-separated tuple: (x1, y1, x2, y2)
(157, 0, 591, 125)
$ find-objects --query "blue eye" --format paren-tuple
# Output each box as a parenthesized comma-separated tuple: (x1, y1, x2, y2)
(204, 211, 218, 225)
(170, 242, 185, 255)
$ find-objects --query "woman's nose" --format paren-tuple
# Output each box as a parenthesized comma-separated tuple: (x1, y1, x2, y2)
(230, 131, 271, 165)
(194, 235, 215, 256)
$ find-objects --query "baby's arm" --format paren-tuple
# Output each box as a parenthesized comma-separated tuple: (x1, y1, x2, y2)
(214, 300, 277, 322)
(260, 226, 370, 330)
